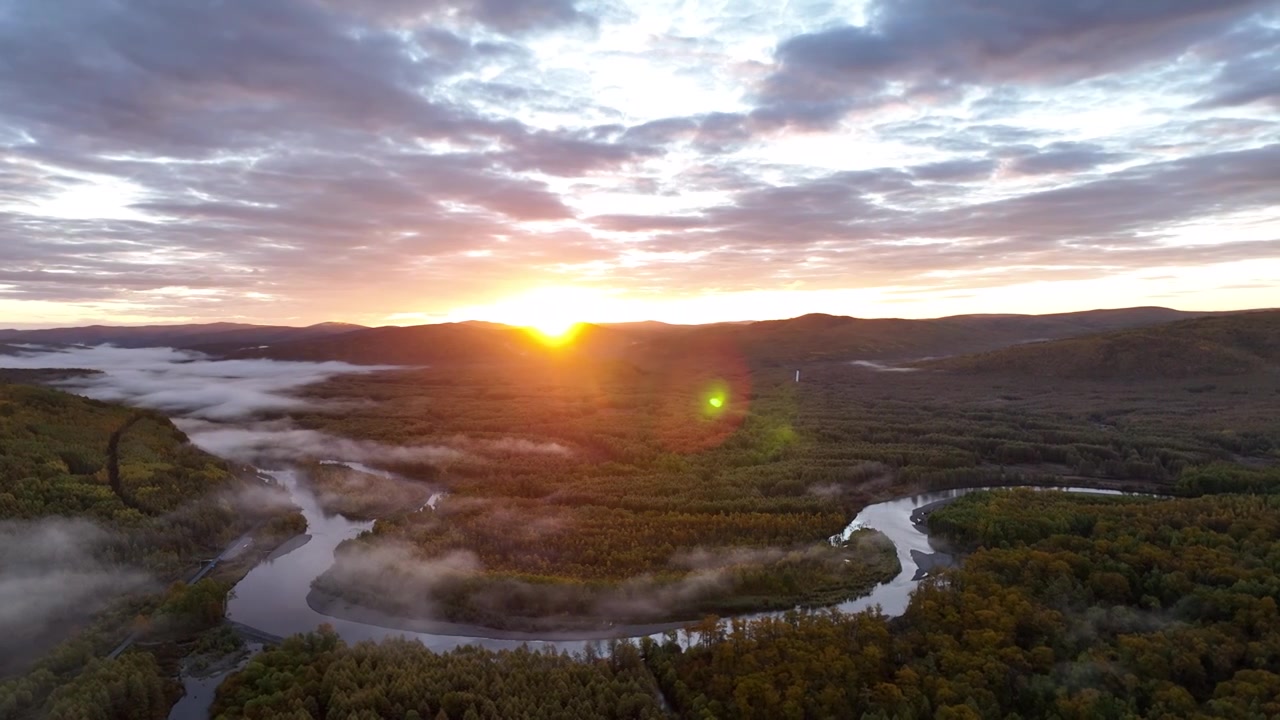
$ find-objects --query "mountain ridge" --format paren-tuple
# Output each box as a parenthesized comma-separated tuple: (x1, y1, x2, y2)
(922, 310, 1280, 379)
(1, 307, 1265, 367)
(221, 307, 1242, 366)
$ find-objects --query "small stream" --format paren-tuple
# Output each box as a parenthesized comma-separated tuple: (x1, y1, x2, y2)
(165, 644, 263, 720)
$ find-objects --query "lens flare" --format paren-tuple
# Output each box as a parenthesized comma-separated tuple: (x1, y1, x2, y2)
(703, 385, 730, 417)
(654, 340, 750, 453)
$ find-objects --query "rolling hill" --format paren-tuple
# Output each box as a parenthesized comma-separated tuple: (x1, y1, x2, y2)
(226, 320, 639, 365)
(630, 307, 1225, 366)
(0, 321, 366, 350)
(0, 307, 1244, 368)
(922, 310, 1280, 379)
(220, 307, 1228, 366)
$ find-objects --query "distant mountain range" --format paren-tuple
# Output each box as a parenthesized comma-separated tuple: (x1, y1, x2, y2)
(655, 306, 1226, 366)
(923, 310, 1280, 379)
(0, 321, 367, 351)
(3, 307, 1264, 371)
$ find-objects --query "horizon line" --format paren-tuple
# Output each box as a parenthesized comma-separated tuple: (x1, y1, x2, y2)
(4, 304, 1278, 333)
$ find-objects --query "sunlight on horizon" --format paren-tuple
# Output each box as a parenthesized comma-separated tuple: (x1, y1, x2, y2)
(460, 287, 594, 345)
(525, 320, 584, 347)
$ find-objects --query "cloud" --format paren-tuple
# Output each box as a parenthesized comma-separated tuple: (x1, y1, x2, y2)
(1, 0, 1278, 323)
(0, 0, 634, 320)
(850, 361, 920, 373)
(910, 158, 996, 183)
(1190, 22, 1280, 110)
(317, 0, 597, 35)
(929, 143, 1280, 243)
(759, 0, 1272, 120)
(587, 143, 1280, 293)
(1001, 142, 1129, 177)
(468, 437, 571, 456)
(0, 519, 151, 666)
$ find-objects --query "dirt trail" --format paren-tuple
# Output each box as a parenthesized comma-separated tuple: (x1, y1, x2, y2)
(106, 414, 148, 513)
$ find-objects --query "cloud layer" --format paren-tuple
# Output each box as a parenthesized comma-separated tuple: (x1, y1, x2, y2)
(1, 0, 1278, 323)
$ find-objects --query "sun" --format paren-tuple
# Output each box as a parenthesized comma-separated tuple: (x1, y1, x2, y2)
(481, 287, 593, 346)
(526, 316, 582, 345)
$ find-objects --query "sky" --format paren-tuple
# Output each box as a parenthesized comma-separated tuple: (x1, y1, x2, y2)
(1, 0, 1278, 328)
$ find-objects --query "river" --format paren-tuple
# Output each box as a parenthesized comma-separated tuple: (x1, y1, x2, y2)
(169, 470, 1145, 720)
(227, 469, 1143, 651)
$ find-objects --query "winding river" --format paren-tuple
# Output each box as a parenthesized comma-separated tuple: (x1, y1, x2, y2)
(227, 469, 1140, 653)
(166, 471, 1145, 720)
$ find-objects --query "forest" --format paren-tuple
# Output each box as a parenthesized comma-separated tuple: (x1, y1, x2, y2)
(216, 487, 1280, 720)
(212, 631, 667, 720)
(925, 310, 1280, 379)
(0, 380, 298, 720)
(295, 335, 1278, 631)
(2, 309, 1278, 718)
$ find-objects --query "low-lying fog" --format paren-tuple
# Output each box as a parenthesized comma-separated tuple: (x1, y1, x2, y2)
(0, 344, 521, 652)
(1, 344, 515, 463)
(0, 519, 151, 668)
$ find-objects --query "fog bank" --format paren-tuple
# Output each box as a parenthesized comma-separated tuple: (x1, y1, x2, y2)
(0, 344, 396, 420)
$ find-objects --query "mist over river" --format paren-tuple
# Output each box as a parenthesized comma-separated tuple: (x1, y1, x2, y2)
(225, 464, 1138, 651)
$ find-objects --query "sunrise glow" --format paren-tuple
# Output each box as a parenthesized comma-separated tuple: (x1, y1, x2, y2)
(526, 319, 583, 347)
(0, 0, 1275, 327)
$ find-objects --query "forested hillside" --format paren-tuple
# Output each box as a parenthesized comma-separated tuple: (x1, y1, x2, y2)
(664, 307, 1219, 366)
(0, 383, 239, 542)
(0, 381, 289, 719)
(3, 308, 1278, 719)
(926, 310, 1280, 379)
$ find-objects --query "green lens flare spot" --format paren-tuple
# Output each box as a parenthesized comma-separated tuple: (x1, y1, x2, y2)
(702, 381, 730, 418)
